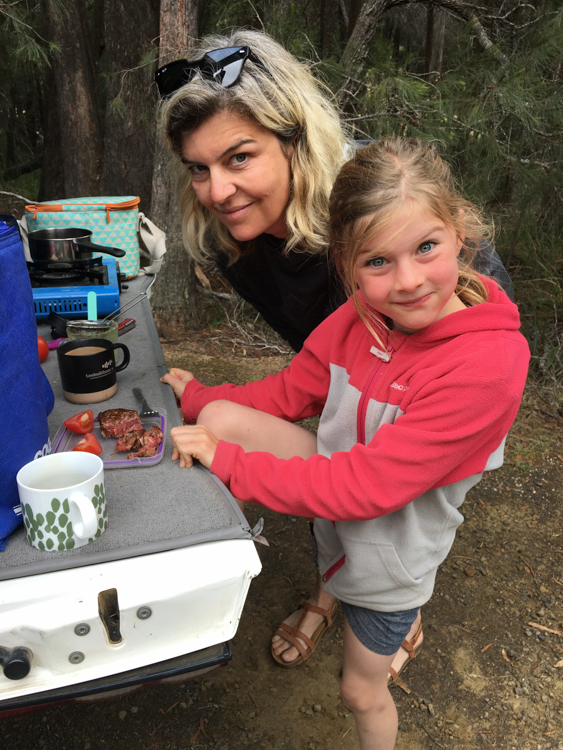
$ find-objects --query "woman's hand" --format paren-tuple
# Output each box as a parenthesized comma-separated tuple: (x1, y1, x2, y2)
(170, 425, 219, 469)
(161, 367, 194, 401)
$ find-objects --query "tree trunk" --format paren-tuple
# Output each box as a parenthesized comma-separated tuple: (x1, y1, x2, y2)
(101, 0, 159, 214)
(320, 0, 340, 57)
(338, 0, 388, 109)
(38, 68, 65, 200)
(42, 0, 103, 197)
(426, 4, 446, 74)
(150, 0, 200, 335)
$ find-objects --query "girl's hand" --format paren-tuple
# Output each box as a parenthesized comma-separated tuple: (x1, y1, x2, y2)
(170, 424, 219, 469)
(161, 367, 194, 401)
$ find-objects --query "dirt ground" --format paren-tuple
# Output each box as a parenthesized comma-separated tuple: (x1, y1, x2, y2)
(2, 327, 563, 750)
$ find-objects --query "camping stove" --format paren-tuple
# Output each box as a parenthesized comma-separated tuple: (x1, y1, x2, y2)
(29, 257, 121, 320)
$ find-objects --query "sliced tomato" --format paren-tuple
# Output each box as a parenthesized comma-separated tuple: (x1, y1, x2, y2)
(37, 336, 49, 363)
(64, 410, 95, 434)
(73, 432, 103, 455)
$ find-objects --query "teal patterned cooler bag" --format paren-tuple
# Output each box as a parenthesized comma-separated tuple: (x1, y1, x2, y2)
(25, 196, 141, 278)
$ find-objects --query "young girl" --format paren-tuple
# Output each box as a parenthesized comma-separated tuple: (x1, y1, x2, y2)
(162, 137, 530, 750)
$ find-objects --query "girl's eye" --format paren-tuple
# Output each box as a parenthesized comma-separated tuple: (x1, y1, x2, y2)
(231, 153, 248, 165)
(367, 256, 386, 268)
(418, 241, 436, 254)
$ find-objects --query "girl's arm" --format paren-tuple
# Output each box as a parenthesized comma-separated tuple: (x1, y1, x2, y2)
(177, 326, 333, 426)
(161, 368, 194, 400)
(209, 338, 529, 521)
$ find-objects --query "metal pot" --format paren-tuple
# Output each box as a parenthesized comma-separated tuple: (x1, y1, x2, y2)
(28, 228, 126, 263)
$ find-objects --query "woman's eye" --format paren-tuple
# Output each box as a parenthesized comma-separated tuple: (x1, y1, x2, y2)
(367, 257, 386, 268)
(418, 241, 436, 254)
(189, 164, 208, 177)
(231, 153, 248, 165)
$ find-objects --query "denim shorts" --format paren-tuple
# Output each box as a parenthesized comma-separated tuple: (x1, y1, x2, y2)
(341, 601, 419, 656)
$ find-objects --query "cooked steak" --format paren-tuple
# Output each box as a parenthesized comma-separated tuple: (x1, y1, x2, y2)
(128, 446, 158, 459)
(115, 429, 144, 453)
(144, 426, 163, 449)
(127, 425, 163, 460)
(97, 409, 142, 438)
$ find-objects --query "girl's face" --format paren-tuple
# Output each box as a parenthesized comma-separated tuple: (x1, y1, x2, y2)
(354, 209, 465, 335)
(181, 110, 293, 242)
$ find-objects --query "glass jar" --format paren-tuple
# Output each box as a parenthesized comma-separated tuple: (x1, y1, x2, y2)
(66, 319, 119, 344)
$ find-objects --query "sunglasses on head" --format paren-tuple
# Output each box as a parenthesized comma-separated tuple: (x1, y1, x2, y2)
(155, 46, 263, 99)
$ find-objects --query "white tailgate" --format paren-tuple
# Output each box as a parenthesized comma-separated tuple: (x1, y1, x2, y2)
(0, 539, 261, 701)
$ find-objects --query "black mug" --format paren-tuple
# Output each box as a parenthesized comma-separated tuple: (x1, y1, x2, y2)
(57, 338, 130, 404)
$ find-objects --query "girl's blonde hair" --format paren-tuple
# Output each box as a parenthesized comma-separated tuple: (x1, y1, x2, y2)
(329, 137, 493, 345)
(159, 29, 348, 264)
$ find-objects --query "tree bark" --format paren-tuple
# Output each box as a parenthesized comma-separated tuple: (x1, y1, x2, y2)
(38, 67, 65, 200)
(338, 0, 388, 109)
(150, 0, 200, 335)
(101, 0, 159, 214)
(320, 0, 340, 57)
(338, 0, 509, 110)
(426, 4, 446, 74)
(42, 0, 103, 197)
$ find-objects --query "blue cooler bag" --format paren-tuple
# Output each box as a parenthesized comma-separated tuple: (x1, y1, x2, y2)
(0, 217, 54, 550)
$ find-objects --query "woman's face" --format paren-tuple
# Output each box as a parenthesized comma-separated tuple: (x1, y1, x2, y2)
(181, 110, 293, 242)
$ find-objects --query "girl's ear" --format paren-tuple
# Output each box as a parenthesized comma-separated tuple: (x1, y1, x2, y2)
(456, 208, 466, 255)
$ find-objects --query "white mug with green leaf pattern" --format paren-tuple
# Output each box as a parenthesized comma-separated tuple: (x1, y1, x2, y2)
(17, 452, 108, 551)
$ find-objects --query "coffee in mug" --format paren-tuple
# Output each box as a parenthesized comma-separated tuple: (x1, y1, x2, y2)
(17, 452, 107, 551)
(57, 337, 130, 404)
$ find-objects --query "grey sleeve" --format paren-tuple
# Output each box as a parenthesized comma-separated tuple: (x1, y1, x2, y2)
(472, 241, 514, 302)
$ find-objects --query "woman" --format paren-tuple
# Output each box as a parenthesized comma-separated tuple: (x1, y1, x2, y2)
(155, 31, 349, 352)
(156, 29, 512, 676)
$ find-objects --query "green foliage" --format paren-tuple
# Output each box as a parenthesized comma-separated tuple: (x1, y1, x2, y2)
(0, 1, 54, 177)
(1, 169, 40, 201)
(0, 1, 53, 67)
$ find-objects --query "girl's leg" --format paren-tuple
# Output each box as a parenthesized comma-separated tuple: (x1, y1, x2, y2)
(197, 399, 317, 511)
(341, 619, 399, 750)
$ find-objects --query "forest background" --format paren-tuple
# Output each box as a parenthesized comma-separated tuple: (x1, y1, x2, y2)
(0, 0, 561, 408)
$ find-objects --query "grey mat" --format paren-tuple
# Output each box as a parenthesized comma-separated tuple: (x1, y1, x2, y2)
(2, 275, 249, 580)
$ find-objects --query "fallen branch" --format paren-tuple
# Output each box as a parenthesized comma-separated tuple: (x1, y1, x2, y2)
(528, 622, 563, 637)
(418, 720, 447, 748)
(198, 287, 237, 302)
(200, 717, 209, 739)
(0, 189, 33, 204)
(341, 724, 353, 739)
(452, 624, 473, 634)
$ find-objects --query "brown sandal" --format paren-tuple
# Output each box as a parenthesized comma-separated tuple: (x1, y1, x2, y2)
(271, 599, 338, 668)
(388, 622, 423, 693)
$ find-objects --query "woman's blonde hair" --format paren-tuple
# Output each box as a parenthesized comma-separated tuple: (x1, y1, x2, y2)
(329, 137, 493, 345)
(159, 29, 348, 263)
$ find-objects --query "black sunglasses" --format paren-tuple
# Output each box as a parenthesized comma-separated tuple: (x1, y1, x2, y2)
(155, 46, 263, 99)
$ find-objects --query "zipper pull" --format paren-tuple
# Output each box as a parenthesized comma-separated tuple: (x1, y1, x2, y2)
(370, 345, 391, 362)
